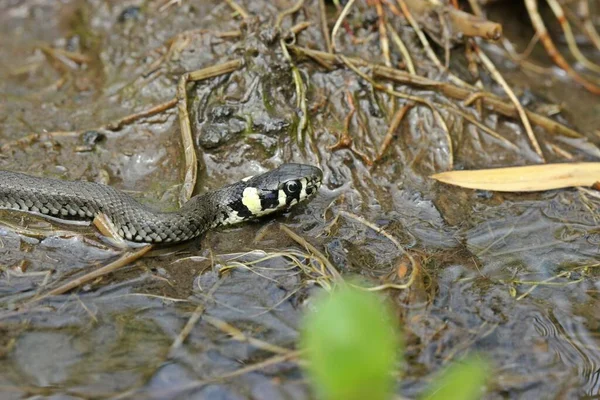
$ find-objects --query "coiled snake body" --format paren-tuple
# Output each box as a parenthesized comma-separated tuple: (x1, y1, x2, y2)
(0, 164, 322, 243)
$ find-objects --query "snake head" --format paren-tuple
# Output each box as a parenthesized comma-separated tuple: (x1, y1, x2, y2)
(223, 163, 322, 224)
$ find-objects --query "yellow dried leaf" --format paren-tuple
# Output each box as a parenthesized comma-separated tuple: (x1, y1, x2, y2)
(430, 162, 600, 192)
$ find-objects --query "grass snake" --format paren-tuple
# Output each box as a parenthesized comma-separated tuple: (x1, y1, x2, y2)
(0, 163, 322, 243)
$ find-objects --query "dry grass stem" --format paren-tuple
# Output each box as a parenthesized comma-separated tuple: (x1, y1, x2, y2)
(375, 103, 412, 162)
(290, 21, 312, 35)
(176, 76, 199, 205)
(204, 315, 291, 354)
(24, 245, 153, 304)
(546, 0, 600, 74)
(473, 43, 543, 160)
(396, 0, 469, 88)
(219, 249, 335, 288)
(224, 0, 249, 19)
(38, 45, 91, 66)
(525, 0, 600, 95)
(177, 59, 244, 204)
(275, 0, 305, 29)
(106, 98, 178, 131)
(280, 225, 344, 283)
(438, 103, 518, 149)
(169, 305, 205, 355)
(338, 211, 419, 290)
(547, 142, 574, 159)
(331, 0, 356, 51)
(328, 90, 374, 165)
(338, 55, 454, 167)
(375, 0, 392, 67)
(396, 0, 443, 71)
(0, 216, 94, 242)
(466, 0, 483, 15)
(186, 59, 244, 81)
(577, 0, 600, 51)
(516, 271, 581, 300)
(386, 22, 416, 74)
(318, 0, 333, 52)
(290, 45, 587, 140)
(280, 41, 309, 143)
(164, 350, 302, 398)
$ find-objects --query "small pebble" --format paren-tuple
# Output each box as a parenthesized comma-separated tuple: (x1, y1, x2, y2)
(117, 6, 141, 23)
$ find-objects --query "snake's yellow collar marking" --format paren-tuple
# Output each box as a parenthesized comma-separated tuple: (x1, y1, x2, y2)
(242, 187, 263, 215)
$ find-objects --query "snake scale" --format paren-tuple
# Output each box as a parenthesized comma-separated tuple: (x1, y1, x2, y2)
(0, 163, 322, 243)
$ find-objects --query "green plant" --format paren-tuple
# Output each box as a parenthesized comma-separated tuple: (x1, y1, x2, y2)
(301, 285, 490, 400)
(301, 285, 400, 400)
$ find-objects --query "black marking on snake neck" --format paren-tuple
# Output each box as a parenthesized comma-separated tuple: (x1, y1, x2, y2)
(260, 191, 280, 212)
(0, 164, 323, 243)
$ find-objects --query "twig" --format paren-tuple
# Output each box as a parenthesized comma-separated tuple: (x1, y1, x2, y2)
(329, 91, 356, 151)
(375, 103, 412, 162)
(106, 98, 178, 131)
(24, 245, 153, 304)
(403, 0, 502, 40)
(446, 4, 502, 40)
(328, 90, 374, 165)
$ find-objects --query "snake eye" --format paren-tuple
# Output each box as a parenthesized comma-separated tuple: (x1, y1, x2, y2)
(284, 180, 300, 195)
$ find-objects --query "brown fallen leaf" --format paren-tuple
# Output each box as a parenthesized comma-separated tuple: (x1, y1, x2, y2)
(431, 162, 600, 192)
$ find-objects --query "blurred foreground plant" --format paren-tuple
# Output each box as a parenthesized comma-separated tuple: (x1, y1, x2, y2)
(301, 285, 490, 400)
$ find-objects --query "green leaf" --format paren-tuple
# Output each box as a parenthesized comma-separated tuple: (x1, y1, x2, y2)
(420, 356, 490, 400)
(301, 285, 401, 400)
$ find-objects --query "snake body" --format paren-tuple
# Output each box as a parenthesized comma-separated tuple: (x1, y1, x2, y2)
(0, 164, 322, 243)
